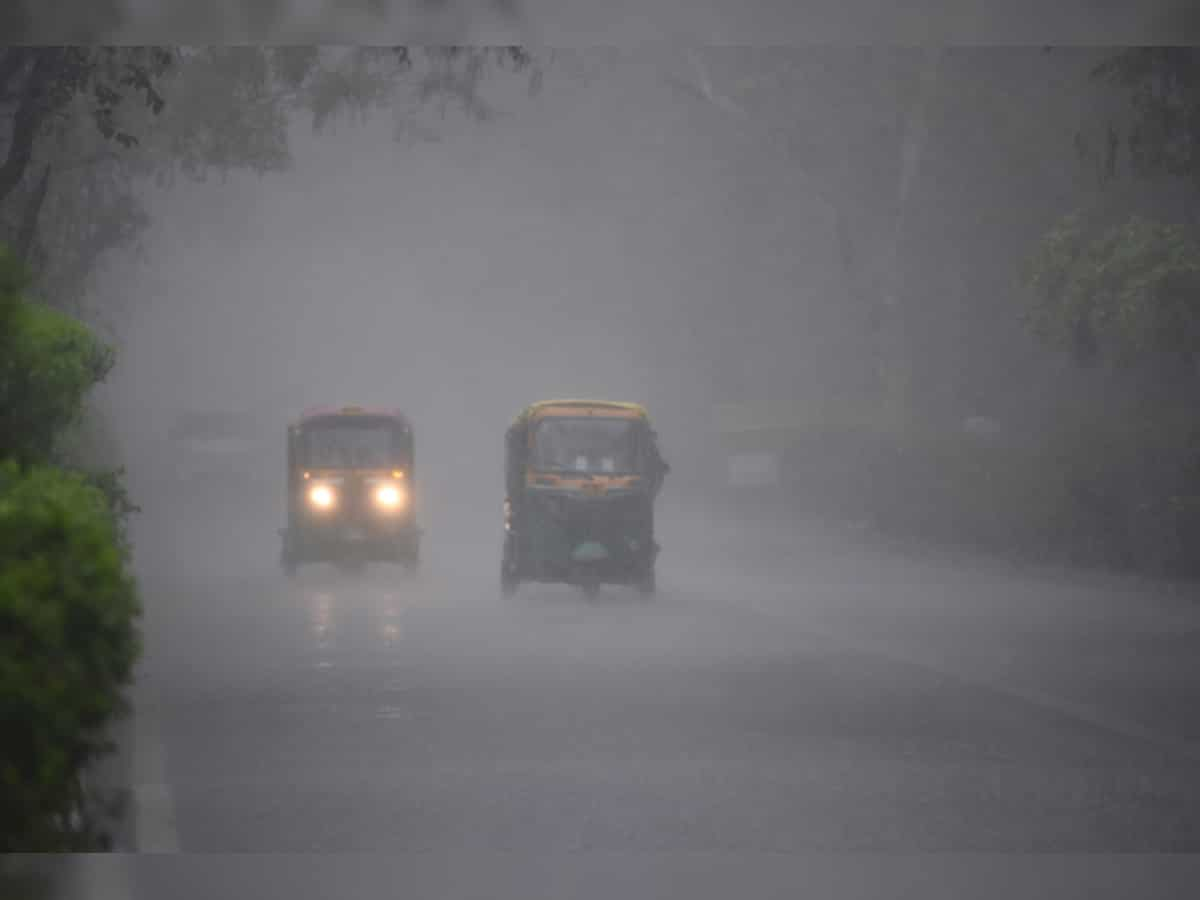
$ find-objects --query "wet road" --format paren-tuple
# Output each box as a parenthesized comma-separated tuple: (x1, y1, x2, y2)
(17, 494, 1200, 897)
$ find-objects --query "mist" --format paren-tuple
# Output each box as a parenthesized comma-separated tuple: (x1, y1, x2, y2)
(6, 36, 1200, 900)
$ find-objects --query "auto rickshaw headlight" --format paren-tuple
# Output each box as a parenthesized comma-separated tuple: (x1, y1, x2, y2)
(308, 484, 336, 510)
(374, 483, 407, 511)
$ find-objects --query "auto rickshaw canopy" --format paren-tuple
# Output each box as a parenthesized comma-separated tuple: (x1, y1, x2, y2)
(512, 399, 650, 428)
(294, 405, 412, 428)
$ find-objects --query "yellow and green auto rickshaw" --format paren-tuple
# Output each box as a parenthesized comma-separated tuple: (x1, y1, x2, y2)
(501, 400, 668, 598)
(280, 406, 420, 575)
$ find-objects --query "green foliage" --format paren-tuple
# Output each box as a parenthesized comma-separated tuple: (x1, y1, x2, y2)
(126, 47, 539, 186)
(3, 46, 539, 312)
(1035, 403, 1200, 575)
(1086, 48, 1200, 184)
(1025, 212, 1200, 369)
(43, 48, 173, 149)
(0, 461, 140, 851)
(0, 48, 174, 207)
(777, 412, 1200, 579)
(0, 247, 140, 849)
(80, 467, 140, 560)
(1007, 47, 1200, 581)
(0, 248, 115, 466)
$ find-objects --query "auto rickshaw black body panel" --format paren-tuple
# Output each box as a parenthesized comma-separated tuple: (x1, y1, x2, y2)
(501, 400, 667, 596)
(280, 406, 420, 573)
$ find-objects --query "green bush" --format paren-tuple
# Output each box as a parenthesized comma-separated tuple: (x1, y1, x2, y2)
(1036, 406, 1200, 576)
(0, 462, 140, 851)
(854, 427, 1057, 557)
(777, 409, 1200, 579)
(0, 245, 115, 468)
(1025, 213, 1200, 369)
(0, 303, 114, 467)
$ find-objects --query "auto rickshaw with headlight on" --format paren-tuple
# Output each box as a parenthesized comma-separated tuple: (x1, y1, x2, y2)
(501, 399, 668, 599)
(280, 406, 420, 575)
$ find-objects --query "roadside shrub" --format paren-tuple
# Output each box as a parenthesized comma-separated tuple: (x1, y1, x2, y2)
(0, 462, 140, 851)
(56, 408, 142, 557)
(0, 247, 115, 468)
(861, 427, 1059, 558)
(0, 302, 114, 467)
(1037, 405, 1200, 576)
(776, 409, 1200, 579)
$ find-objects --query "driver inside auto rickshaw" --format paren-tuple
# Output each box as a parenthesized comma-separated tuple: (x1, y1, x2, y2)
(531, 416, 640, 476)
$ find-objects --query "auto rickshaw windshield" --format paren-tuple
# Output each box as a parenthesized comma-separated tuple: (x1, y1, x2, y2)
(529, 417, 640, 475)
(301, 419, 401, 469)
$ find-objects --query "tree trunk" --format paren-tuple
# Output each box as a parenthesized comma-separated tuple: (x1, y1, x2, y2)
(876, 45, 944, 432)
(0, 49, 62, 209)
(14, 163, 51, 263)
(0, 48, 31, 99)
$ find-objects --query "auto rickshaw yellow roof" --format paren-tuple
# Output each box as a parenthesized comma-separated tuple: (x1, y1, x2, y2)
(294, 406, 412, 428)
(514, 399, 649, 426)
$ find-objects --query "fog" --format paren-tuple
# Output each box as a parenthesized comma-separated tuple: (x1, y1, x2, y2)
(84, 46, 1153, 576)
(107, 52, 841, 539)
(8, 35, 1200, 898)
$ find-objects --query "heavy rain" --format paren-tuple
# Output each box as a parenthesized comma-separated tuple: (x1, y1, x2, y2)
(4, 3, 1200, 898)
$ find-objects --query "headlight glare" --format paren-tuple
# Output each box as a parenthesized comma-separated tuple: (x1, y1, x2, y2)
(308, 484, 335, 509)
(374, 483, 406, 510)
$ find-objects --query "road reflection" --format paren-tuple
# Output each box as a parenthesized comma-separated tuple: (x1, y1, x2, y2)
(300, 577, 419, 665)
(310, 590, 334, 646)
(376, 590, 402, 646)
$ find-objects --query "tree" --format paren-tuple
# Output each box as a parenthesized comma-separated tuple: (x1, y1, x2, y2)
(0, 48, 172, 209)
(0, 462, 140, 851)
(1028, 48, 1200, 380)
(0, 46, 539, 313)
(660, 49, 930, 410)
(0, 247, 115, 467)
(1083, 48, 1200, 191)
(1026, 213, 1200, 376)
(0, 246, 139, 850)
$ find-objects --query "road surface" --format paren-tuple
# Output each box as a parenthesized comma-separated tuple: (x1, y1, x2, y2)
(12, 492, 1200, 897)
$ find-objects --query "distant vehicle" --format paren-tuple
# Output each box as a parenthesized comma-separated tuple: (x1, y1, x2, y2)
(167, 410, 266, 490)
(279, 406, 420, 576)
(501, 399, 668, 599)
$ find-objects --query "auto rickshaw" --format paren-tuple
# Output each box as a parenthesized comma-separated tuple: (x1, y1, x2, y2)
(280, 406, 420, 575)
(501, 399, 668, 598)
